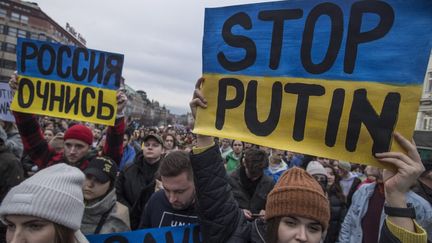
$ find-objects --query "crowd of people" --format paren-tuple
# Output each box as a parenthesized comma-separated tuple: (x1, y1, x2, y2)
(0, 75, 431, 243)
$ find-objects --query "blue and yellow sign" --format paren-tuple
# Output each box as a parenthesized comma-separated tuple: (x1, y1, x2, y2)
(196, 0, 432, 167)
(11, 38, 124, 126)
(86, 225, 200, 243)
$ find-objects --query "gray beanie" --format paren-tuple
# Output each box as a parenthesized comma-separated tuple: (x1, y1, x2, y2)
(0, 163, 85, 230)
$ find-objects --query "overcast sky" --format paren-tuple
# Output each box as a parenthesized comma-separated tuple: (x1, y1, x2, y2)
(33, 0, 274, 114)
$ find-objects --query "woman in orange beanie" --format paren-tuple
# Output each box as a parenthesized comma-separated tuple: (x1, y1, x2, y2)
(189, 78, 427, 243)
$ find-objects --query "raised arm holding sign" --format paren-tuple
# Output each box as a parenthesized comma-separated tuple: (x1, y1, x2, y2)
(9, 38, 127, 170)
(196, 0, 432, 168)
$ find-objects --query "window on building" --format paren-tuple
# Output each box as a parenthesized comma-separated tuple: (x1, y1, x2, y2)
(17, 29, 26, 38)
(0, 75, 10, 83)
(30, 32, 38, 40)
(0, 59, 16, 70)
(38, 33, 46, 41)
(6, 43, 15, 53)
(0, 8, 6, 18)
(20, 15, 28, 24)
(0, 25, 4, 34)
(2, 42, 16, 53)
(8, 26, 17, 37)
(427, 72, 432, 93)
(11, 12, 20, 22)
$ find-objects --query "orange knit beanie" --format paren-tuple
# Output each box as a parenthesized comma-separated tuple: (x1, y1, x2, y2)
(265, 167, 330, 230)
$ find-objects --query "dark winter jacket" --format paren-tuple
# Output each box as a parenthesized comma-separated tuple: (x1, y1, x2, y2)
(190, 144, 421, 243)
(0, 147, 24, 203)
(115, 152, 161, 229)
(325, 187, 347, 243)
(138, 190, 198, 228)
(229, 167, 274, 214)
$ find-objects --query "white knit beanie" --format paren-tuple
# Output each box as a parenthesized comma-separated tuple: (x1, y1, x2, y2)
(306, 161, 327, 176)
(0, 163, 85, 230)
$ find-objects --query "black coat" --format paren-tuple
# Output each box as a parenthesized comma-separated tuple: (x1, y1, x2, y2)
(325, 188, 347, 243)
(0, 148, 24, 203)
(115, 152, 160, 229)
(229, 168, 274, 214)
(190, 144, 410, 243)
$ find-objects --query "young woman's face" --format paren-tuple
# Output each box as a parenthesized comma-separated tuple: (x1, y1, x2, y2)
(5, 215, 56, 243)
(325, 167, 335, 186)
(232, 140, 243, 154)
(277, 216, 323, 243)
(83, 174, 111, 201)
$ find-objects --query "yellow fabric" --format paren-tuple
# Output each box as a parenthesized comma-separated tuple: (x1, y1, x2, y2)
(192, 142, 215, 154)
(386, 218, 427, 243)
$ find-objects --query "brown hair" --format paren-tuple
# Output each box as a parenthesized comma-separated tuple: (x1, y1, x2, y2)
(266, 217, 281, 243)
(157, 151, 193, 180)
(324, 165, 346, 203)
(243, 148, 269, 177)
(53, 223, 75, 243)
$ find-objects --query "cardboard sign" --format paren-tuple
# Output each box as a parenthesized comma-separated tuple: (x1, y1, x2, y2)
(0, 83, 15, 122)
(11, 38, 124, 126)
(86, 225, 201, 243)
(196, 0, 432, 167)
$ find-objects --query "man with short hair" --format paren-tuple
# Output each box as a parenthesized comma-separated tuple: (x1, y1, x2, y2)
(138, 151, 198, 228)
(116, 134, 164, 229)
(229, 148, 275, 220)
(9, 74, 127, 170)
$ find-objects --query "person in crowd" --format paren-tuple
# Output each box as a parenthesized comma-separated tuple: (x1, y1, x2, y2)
(413, 158, 432, 205)
(264, 148, 288, 183)
(8, 74, 127, 170)
(81, 156, 130, 235)
(43, 128, 54, 143)
(323, 165, 347, 243)
(316, 156, 331, 167)
(286, 151, 304, 168)
(139, 151, 198, 228)
(338, 163, 432, 242)
(357, 165, 380, 189)
(119, 132, 136, 171)
(226, 140, 244, 173)
(49, 132, 65, 153)
(91, 127, 102, 149)
(163, 134, 178, 155)
(219, 138, 232, 160)
(0, 164, 89, 243)
(338, 160, 361, 207)
(229, 148, 275, 221)
(306, 161, 328, 193)
(116, 134, 164, 229)
(0, 132, 24, 242)
(0, 120, 23, 159)
(189, 77, 427, 243)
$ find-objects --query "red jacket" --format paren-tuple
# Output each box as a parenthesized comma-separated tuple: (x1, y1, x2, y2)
(14, 111, 125, 170)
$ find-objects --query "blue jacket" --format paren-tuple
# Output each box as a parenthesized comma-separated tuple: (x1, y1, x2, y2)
(338, 182, 432, 242)
(119, 144, 136, 171)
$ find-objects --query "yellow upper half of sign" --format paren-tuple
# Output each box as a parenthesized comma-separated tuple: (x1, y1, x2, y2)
(11, 75, 117, 126)
(194, 74, 423, 169)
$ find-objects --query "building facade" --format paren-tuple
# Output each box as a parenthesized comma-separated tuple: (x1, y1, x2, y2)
(416, 53, 432, 131)
(0, 0, 85, 83)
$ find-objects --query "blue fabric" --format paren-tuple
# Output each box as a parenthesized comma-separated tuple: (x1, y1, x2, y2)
(119, 144, 136, 171)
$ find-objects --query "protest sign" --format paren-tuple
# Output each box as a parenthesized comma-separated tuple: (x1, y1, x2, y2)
(86, 225, 200, 243)
(11, 38, 124, 126)
(196, 0, 432, 167)
(0, 83, 15, 122)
